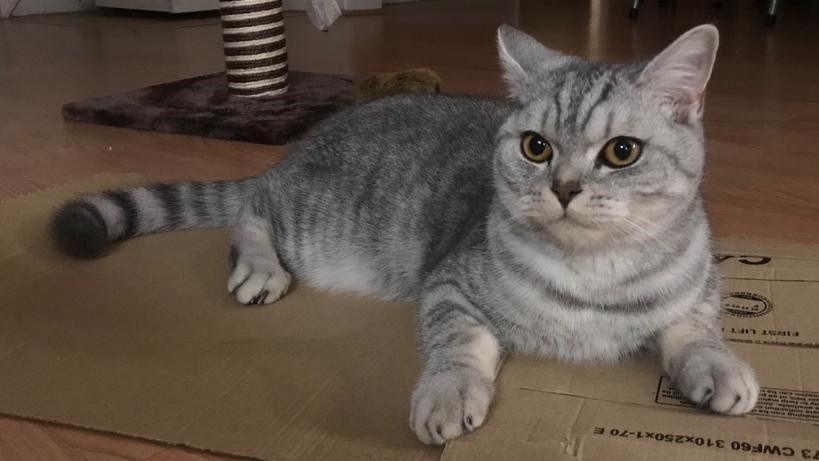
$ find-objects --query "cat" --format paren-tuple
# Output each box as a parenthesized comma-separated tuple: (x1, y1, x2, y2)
(51, 24, 759, 445)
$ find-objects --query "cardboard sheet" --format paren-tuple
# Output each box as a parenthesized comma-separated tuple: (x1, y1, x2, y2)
(0, 174, 438, 461)
(1, 175, 818, 461)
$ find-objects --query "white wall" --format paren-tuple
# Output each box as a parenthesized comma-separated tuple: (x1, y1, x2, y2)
(2, 0, 419, 18)
(3, 0, 94, 16)
(285, 0, 380, 11)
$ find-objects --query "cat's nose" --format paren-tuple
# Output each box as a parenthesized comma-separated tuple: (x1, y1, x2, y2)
(551, 180, 582, 209)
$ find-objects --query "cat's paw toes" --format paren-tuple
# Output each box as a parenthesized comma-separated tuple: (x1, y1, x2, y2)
(410, 368, 494, 445)
(674, 347, 759, 415)
(227, 262, 292, 305)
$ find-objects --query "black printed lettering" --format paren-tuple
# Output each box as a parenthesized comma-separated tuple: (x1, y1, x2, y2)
(589, 423, 811, 458)
(802, 449, 819, 459)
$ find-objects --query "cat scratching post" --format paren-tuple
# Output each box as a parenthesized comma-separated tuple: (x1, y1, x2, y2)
(63, 1, 352, 145)
(218, 0, 341, 98)
(220, 0, 289, 97)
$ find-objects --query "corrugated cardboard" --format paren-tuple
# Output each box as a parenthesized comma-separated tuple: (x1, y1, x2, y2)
(1, 174, 818, 461)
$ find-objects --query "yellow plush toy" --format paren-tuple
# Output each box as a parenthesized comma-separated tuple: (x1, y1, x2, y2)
(356, 68, 443, 102)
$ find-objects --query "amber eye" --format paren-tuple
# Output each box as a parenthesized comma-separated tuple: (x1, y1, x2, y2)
(521, 131, 553, 163)
(600, 137, 643, 168)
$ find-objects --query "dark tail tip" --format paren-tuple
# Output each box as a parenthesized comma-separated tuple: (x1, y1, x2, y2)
(50, 200, 111, 259)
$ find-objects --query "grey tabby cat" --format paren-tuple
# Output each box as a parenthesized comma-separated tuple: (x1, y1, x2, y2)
(52, 24, 759, 445)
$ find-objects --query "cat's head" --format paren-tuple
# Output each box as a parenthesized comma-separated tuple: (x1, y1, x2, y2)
(493, 25, 718, 251)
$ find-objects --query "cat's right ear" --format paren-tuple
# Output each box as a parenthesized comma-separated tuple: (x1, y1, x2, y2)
(497, 25, 565, 103)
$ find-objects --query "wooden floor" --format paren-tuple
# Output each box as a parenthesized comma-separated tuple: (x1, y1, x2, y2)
(1, 0, 818, 459)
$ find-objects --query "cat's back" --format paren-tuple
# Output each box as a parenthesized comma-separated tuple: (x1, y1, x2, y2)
(265, 94, 515, 300)
(283, 93, 516, 174)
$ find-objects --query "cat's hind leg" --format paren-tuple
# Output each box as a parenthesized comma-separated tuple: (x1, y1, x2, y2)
(227, 197, 292, 305)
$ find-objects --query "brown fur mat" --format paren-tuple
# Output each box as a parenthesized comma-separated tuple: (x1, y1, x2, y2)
(62, 71, 355, 146)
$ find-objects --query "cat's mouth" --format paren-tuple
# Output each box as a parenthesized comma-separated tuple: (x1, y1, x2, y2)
(526, 207, 608, 235)
(552, 211, 600, 230)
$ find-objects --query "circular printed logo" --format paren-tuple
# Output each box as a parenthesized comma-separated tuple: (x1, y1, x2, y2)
(721, 292, 773, 318)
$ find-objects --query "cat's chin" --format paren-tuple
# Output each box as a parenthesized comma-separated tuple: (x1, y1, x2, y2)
(537, 215, 645, 252)
(539, 218, 614, 251)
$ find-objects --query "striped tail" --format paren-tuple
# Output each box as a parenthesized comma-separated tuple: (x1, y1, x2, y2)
(50, 178, 255, 259)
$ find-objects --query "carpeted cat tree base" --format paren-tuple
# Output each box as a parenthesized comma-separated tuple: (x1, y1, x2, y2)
(62, 71, 355, 145)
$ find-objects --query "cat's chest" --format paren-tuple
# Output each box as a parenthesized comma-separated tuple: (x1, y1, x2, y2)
(497, 296, 686, 362)
(477, 229, 709, 361)
(488, 258, 699, 362)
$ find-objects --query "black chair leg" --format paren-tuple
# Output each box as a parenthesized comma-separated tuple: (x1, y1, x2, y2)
(766, 0, 778, 25)
(629, 0, 640, 18)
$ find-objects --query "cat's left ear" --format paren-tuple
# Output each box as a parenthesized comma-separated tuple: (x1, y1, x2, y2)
(638, 25, 719, 122)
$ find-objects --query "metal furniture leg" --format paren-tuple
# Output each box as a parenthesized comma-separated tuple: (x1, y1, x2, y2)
(766, 0, 779, 25)
(629, 0, 640, 19)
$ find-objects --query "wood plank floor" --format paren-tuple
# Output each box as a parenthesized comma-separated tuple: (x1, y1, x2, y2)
(1, 0, 818, 459)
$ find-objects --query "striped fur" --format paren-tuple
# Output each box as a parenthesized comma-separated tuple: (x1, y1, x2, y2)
(51, 25, 758, 445)
(51, 179, 252, 258)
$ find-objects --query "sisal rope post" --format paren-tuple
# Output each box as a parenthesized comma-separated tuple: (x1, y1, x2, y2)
(219, 0, 289, 97)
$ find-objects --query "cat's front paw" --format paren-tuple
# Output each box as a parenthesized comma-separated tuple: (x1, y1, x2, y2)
(227, 261, 292, 305)
(410, 367, 494, 445)
(673, 345, 759, 415)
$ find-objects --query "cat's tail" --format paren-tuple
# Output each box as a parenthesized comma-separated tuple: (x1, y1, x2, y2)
(50, 178, 257, 259)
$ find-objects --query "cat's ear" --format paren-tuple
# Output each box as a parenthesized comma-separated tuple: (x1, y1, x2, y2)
(497, 25, 566, 102)
(638, 24, 719, 122)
